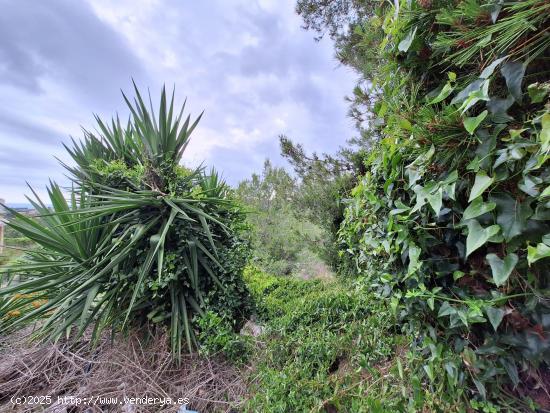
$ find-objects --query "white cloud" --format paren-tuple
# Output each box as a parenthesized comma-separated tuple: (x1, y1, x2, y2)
(0, 0, 356, 202)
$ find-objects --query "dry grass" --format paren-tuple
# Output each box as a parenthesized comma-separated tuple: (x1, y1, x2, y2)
(0, 328, 248, 412)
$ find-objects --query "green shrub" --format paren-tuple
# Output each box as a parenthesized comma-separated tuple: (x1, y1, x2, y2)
(244, 266, 414, 412)
(339, 0, 549, 409)
(0, 85, 252, 359)
(196, 310, 252, 364)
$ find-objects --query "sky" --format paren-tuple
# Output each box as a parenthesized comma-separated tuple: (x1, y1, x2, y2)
(0, 0, 357, 203)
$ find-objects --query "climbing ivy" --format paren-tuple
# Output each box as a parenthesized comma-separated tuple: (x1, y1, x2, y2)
(339, 0, 549, 409)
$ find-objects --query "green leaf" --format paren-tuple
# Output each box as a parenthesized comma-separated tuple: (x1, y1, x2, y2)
(540, 113, 550, 151)
(527, 242, 550, 265)
(501, 359, 519, 388)
(488, 1, 502, 23)
(501, 61, 526, 104)
(426, 187, 443, 216)
(473, 378, 487, 400)
(424, 364, 434, 381)
(407, 244, 421, 275)
(480, 56, 508, 79)
(398, 26, 417, 52)
(527, 82, 550, 104)
(438, 301, 455, 317)
(458, 80, 490, 114)
(427, 297, 435, 311)
(463, 198, 496, 220)
(490, 194, 533, 241)
(518, 175, 540, 197)
(457, 310, 468, 327)
(464, 110, 488, 135)
(466, 220, 500, 257)
(429, 83, 454, 104)
(399, 117, 412, 130)
(406, 166, 422, 188)
(487, 95, 514, 123)
(486, 307, 505, 331)
(468, 171, 494, 202)
(453, 270, 465, 280)
(486, 253, 518, 286)
(451, 79, 484, 105)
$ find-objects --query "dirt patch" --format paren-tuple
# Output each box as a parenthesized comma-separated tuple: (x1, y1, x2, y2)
(294, 261, 334, 281)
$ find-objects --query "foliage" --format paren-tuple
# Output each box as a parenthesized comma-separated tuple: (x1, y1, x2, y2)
(0, 85, 252, 359)
(244, 266, 418, 412)
(279, 136, 365, 267)
(196, 310, 252, 364)
(295, 0, 375, 41)
(236, 159, 327, 276)
(337, 0, 550, 408)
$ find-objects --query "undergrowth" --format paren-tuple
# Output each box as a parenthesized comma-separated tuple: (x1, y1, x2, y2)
(244, 266, 433, 412)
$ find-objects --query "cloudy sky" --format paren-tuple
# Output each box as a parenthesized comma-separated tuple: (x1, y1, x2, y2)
(0, 0, 356, 203)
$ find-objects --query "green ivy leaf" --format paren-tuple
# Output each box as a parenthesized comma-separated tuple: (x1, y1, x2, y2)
(451, 79, 484, 105)
(427, 297, 435, 311)
(406, 166, 422, 188)
(487, 95, 514, 123)
(486, 253, 518, 286)
(468, 171, 494, 202)
(459, 80, 490, 114)
(438, 301, 455, 317)
(464, 110, 488, 135)
(490, 194, 533, 241)
(488, 0, 503, 23)
(518, 175, 541, 197)
(501, 61, 526, 104)
(527, 82, 550, 104)
(463, 198, 496, 220)
(429, 82, 454, 104)
(407, 243, 421, 275)
(466, 220, 500, 257)
(480, 56, 508, 79)
(486, 307, 505, 331)
(527, 242, 550, 265)
(398, 26, 417, 52)
(457, 309, 469, 327)
(426, 187, 443, 216)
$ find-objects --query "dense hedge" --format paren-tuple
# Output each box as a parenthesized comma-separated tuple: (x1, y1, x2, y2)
(339, 0, 549, 409)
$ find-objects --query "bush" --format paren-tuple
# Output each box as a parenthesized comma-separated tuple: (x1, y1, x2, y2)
(244, 266, 412, 412)
(196, 310, 252, 364)
(339, 0, 550, 409)
(0, 85, 252, 359)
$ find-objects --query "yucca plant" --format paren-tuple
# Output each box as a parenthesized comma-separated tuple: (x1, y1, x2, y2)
(0, 85, 252, 359)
